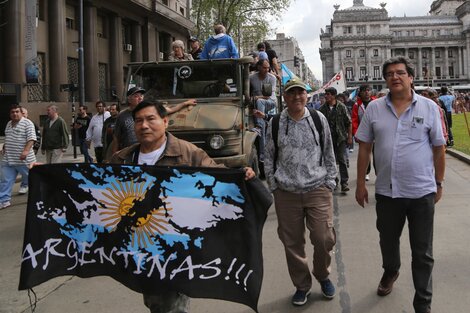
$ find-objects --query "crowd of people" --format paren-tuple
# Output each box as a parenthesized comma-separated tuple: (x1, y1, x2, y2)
(0, 26, 456, 313)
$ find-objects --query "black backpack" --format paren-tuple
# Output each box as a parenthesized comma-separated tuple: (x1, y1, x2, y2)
(271, 108, 324, 170)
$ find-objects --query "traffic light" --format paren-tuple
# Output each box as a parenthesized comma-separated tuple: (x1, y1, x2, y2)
(294, 56, 299, 67)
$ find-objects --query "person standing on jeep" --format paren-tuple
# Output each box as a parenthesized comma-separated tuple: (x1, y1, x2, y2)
(189, 36, 202, 60)
(250, 59, 277, 161)
(264, 78, 337, 306)
(200, 24, 238, 60)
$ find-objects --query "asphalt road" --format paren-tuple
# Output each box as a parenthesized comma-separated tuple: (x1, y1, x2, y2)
(1, 149, 469, 313)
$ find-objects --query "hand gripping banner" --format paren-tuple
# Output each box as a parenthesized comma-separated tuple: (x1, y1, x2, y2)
(19, 164, 271, 312)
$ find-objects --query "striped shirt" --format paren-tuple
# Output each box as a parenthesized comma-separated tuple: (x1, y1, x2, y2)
(3, 117, 37, 165)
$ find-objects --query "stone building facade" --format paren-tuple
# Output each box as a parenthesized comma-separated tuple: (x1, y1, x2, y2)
(0, 0, 193, 133)
(267, 33, 316, 88)
(319, 0, 470, 91)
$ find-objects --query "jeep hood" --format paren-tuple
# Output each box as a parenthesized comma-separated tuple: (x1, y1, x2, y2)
(167, 103, 240, 130)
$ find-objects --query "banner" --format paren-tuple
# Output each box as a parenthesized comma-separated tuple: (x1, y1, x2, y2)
(313, 70, 347, 95)
(19, 164, 271, 312)
(25, 1, 39, 83)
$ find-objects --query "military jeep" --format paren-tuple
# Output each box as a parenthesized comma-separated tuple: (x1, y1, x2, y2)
(125, 57, 262, 172)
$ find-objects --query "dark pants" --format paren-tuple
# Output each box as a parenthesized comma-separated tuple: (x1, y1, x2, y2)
(446, 112, 454, 142)
(79, 139, 93, 163)
(143, 291, 189, 313)
(94, 147, 103, 163)
(375, 193, 435, 313)
(333, 140, 349, 185)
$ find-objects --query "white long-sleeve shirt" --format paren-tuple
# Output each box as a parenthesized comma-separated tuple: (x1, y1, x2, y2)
(86, 112, 110, 148)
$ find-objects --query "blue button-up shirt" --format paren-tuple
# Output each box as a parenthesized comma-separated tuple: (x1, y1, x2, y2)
(355, 92, 446, 199)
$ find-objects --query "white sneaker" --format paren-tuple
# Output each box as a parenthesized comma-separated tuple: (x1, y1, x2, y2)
(365, 175, 370, 181)
(19, 186, 28, 194)
(349, 149, 354, 153)
(0, 201, 11, 209)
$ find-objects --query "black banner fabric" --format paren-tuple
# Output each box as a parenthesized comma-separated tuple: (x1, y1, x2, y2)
(19, 164, 271, 311)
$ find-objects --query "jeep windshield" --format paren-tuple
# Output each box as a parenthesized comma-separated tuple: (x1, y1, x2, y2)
(128, 61, 240, 101)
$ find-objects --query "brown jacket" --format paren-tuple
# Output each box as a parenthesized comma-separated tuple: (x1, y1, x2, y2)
(109, 132, 222, 168)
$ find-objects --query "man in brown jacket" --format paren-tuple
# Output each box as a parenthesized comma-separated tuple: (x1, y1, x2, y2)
(110, 100, 255, 313)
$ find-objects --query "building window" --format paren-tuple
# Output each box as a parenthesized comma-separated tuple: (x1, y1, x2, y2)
(422, 50, 428, 59)
(357, 25, 366, 35)
(37, 0, 46, 21)
(346, 67, 353, 80)
(396, 31, 402, 37)
(343, 26, 352, 34)
(67, 57, 79, 101)
(359, 49, 365, 57)
(407, 30, 415, 36)
(373, 49, 379, 57)
(409, 51, 414, 59)
(374, 66, 380, 79)
(122, 21, 131, 45)
(65, 5, 76, 30)
(360, 67, 367, 79)
(422, 30, 428, 36)
(435, 50, 441, 58)
(97, 14, 107, 38)
(346, 50, 352, 58)
(99, 63, 108, 101)
(449, 66, 454, 77)
(162, 0, 169, 5)
(435, 67, 441, 77)
(180, 7, 185, 15)
(449, 49, 453, 58)
(27, 53, 49, 102)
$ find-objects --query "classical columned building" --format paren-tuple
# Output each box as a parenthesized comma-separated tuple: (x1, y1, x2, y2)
(0, 0, 194, 133)
(320, 0, 470, 91)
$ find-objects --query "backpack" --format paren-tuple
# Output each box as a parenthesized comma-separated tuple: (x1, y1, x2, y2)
(271, 108, 324, 170)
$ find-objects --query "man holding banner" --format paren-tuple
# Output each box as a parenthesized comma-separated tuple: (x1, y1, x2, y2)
(110, 101, 255, 312)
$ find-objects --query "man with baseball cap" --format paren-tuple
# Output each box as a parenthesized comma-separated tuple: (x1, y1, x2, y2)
(264, 78, 338, 306)
(112, 87, 146, 154)
(112, 87, 197, 154)
(189, 36, 202, 60)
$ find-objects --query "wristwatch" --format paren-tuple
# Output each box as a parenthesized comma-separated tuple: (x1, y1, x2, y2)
(436, 181, 443, 188)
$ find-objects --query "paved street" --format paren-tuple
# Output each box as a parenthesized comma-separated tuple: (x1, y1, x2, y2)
(1, 147, 469, 313)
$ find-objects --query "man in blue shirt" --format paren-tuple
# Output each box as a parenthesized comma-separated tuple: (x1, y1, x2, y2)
(438, 86, 454, 146)
(355, 57, 446, 313)
(200, 24, 238, 60)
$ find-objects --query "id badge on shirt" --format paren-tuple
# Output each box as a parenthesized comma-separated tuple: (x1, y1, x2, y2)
(410, 116, 424, 140)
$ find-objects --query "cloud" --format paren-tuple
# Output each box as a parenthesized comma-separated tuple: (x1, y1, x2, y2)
(273, 0, 434, 80)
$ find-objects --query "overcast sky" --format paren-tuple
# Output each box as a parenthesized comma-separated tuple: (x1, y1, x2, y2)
(272, 0, 435, 81)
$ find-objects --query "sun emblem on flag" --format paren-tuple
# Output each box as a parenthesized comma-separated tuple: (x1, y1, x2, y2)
(130, 197, 172, 248)
(99, 180, 172, 247)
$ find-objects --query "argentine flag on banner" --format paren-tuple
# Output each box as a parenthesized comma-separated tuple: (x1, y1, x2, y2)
(19, 164, 271, 312)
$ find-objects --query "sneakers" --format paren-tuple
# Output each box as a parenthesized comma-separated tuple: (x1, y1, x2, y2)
(320, 279, 336, 299)
(292, 289, 311, 306)
(19, 186, 28, 194)
(0, 201, 11, 209)
(349, 148, 354, 153)
(365, 174, 370, 181)
(341, 184, 350, 192)
(377, 270, 399, 296)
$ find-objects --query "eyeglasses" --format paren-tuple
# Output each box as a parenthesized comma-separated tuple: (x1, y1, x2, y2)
(385, 71, 408, 78)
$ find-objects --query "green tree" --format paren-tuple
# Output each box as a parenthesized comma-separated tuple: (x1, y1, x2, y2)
(191, 0, 291, 53)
